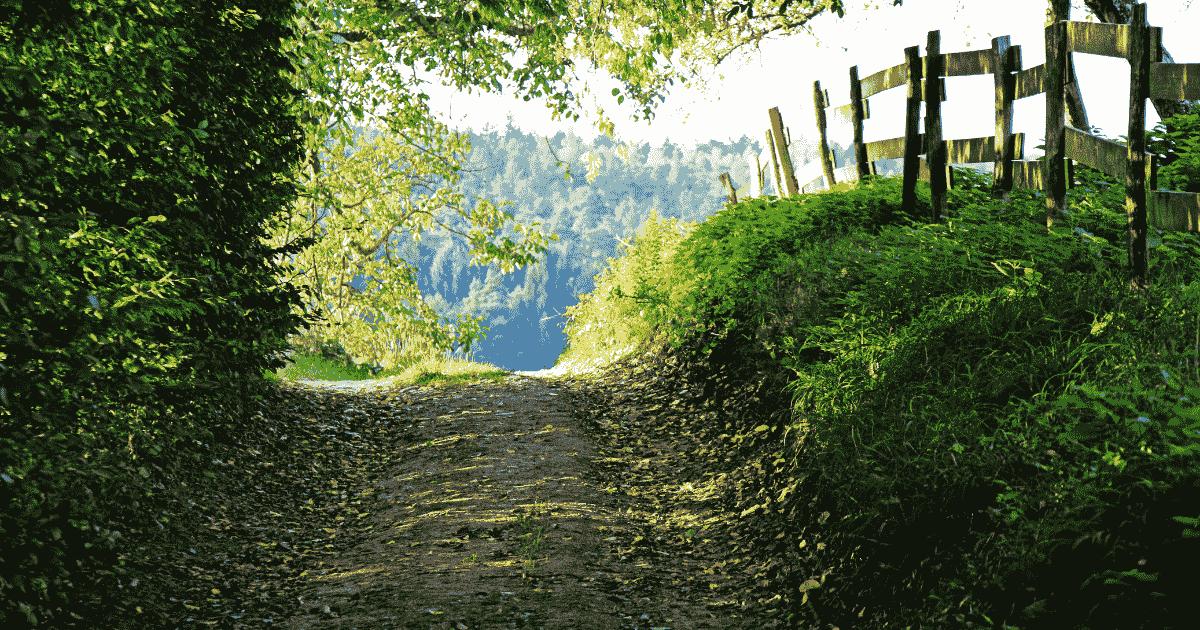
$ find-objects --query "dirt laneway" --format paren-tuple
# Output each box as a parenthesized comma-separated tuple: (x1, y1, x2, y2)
(275, 373, 745, 630)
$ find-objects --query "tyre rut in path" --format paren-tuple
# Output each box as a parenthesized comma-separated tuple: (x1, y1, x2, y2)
(278, 373, 744, 630)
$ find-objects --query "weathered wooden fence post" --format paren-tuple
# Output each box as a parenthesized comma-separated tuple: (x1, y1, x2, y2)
(769, 107, 800, 197)
(1044, 16, 1070, 232)
(901, 45, 923, 219)
(1125, 2, 1151, 293)
(991, 36, 1017, 200)
(765, 129, 784, 197)
(719, 172, 739, 208)
(754, 152, 766, 197)
(813, 80, 837, 192)
(849, 65, 870, 185)
(925, 29, 947, 224)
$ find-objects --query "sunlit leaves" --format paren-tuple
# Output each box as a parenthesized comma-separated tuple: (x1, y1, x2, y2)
(272, 0, 878, 233)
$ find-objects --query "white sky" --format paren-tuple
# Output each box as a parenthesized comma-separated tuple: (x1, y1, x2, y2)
(339, 0, 1198, 171)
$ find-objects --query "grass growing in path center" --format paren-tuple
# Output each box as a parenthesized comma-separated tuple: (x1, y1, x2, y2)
(257, 337, 514, 388)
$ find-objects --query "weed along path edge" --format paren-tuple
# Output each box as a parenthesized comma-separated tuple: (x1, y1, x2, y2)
(274, 372, 745, 630)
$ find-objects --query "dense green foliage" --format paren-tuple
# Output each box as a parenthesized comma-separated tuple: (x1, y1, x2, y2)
(1, 0, 321, 626)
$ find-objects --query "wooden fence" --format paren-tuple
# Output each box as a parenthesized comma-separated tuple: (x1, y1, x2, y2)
(717, 1, 1200, 291)
(718, 116, 862, 206)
